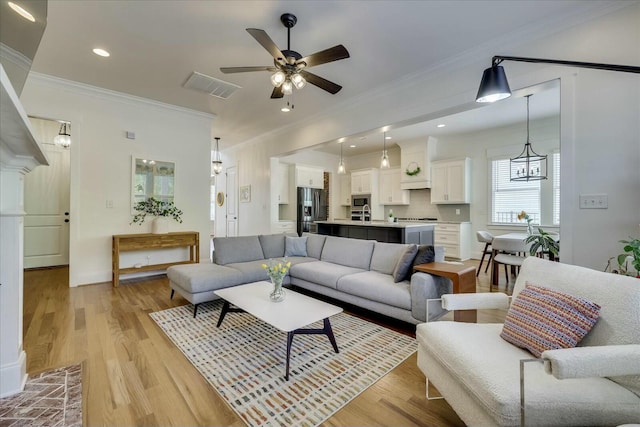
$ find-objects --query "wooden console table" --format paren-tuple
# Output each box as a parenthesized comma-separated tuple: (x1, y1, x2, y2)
(413, 262, 477, 323)
(112, 231, 199, 287)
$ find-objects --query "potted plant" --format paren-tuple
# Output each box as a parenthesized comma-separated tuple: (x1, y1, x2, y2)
(525, 227, 559, 260)
(388, 209, 394, 223)
(616, 237, 640, 277)
(131, 197, 183, 234)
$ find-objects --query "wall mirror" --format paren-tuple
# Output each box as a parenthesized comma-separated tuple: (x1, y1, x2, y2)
(131, 157, 175, 211)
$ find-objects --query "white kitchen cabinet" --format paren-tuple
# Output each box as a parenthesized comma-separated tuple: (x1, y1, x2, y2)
(379, 167, 410, 205)
(351, 169, 375, 195)
(339, 174, 351, 206)
(295, 165, 324, 189)
(431, 158, 471, 204)
(271, 221, 295, 234)
(434, 222, 471, 260)
(276, 163, 291, 204)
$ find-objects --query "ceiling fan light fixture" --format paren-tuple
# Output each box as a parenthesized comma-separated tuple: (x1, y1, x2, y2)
(54, 122, 71, 148)
(270, 70, 286, 87)
(282, 79, 293, 95)
(291, 73, 306, 89)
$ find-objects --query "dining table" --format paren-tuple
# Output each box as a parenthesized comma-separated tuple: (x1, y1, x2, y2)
(490, 232, 560, 286)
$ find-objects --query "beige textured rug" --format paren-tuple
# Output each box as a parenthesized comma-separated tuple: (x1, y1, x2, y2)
(0, 363, 83, 427)
(150, 300, 416, 427)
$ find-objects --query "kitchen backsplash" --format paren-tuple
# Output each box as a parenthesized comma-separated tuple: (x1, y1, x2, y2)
(384, 189, 471, 222)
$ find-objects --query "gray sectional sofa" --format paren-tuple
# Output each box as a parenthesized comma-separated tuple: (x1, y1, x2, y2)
(167, 233, 452, 323)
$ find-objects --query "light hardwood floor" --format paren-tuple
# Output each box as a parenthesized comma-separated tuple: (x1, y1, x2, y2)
(23, 259, 511, 426)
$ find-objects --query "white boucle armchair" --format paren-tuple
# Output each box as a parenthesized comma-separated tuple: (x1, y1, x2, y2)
(417, 257, 640, 427)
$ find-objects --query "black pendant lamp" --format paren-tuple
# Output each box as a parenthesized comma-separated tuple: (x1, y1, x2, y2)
(511, 95, 546, 182)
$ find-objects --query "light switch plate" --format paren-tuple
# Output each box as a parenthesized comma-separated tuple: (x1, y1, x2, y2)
(579, 193, 608, 209)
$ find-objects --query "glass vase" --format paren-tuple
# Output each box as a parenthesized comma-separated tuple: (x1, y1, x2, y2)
(269, 276, 286, 302)
(527, 222, 534, 236)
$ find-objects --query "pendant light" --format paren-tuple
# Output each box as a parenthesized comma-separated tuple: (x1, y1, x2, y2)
(380, 132, 390, 169)
(510, 95, 547, 181)
(337, 142, 346, 175)
(212, 137, 223, 175)
(54, 122, 71, 148)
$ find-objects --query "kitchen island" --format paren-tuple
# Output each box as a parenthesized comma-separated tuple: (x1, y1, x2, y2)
(315, 220, 434, 245)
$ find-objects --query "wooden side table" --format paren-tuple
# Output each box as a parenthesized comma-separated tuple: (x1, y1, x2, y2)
(413, 262, 477, 323)
(112, 231, 199, 287)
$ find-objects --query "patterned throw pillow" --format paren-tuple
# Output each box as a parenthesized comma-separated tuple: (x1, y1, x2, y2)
(500, 283, 601, 357)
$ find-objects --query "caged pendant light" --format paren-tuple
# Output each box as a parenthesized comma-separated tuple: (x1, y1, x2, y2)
(510, 95, 546, 182)
(380, 132, 390, 169)
(212, 137, 223, 175)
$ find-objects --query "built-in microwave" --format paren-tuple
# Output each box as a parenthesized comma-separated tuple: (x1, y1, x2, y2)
(351, 195, 370, 208)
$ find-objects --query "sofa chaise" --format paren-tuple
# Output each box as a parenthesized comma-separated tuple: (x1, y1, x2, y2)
(167, 233, 452, 323)
(417, 256, 640, 427)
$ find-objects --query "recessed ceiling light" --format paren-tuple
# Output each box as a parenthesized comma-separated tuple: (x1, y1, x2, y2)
(93, 48, 110, 57)
(8, 2, 35, 22)
(385, 136, 392, 140)
(437, 124, 446, 128)
(349, 144, 357, 148)
(281, 106, 290, 112)
(338, 137, 346, 143)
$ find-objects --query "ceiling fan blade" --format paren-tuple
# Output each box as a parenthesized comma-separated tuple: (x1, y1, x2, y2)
(299, 71, 342, 94)
(298, 45, 350, 68)
(220, 66, 277, 74)
(271, 85, 284, 99)
(246, 28, 285, 62)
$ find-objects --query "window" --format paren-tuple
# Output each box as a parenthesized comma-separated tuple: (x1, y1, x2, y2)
(491, 158, 541, 224)
(491, 153, 560, 226)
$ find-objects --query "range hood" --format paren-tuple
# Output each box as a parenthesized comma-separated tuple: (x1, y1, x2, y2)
(398, 137, 436, 189)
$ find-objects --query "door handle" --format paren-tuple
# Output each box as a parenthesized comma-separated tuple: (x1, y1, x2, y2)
(65, 212, 69, 215)
(64, 219, 70, 223)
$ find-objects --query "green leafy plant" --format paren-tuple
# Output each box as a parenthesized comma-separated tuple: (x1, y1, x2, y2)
(617, 237, 640, 277)
(525, 227, 559, 259)
(131, 197, 183, 225)
(405, 162, 421, 176)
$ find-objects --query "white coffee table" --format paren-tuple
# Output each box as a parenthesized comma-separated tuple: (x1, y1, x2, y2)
(214, 281, 343, 380)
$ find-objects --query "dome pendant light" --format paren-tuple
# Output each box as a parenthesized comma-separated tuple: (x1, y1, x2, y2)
(337, 141, 346, 175)
(212, 137, 223, 175)
(380, 132, 390, 169)
(54, 122, 71, 148)
(510, 95, 547, 182)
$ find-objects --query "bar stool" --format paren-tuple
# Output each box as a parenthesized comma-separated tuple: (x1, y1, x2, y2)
(476, 231, 494, 277)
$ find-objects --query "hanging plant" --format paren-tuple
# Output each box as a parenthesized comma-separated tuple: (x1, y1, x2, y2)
(405, 162, 421, 176)
(131, 197, 183, 225)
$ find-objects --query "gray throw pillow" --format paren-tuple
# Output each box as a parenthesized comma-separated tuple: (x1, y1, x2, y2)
(285, 236, 308, 257)
(392, 245, 418, 283)
(404, 245, 436, 281)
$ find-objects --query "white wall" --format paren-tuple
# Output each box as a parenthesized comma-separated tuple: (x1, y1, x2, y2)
(222, 3, 640, 270)
(21, 74, 214, 286)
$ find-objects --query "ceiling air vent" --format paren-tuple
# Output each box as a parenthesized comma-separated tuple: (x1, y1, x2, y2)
(183, 71, 241, 99)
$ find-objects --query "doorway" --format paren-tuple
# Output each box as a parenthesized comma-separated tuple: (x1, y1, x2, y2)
(24, 117, 71, 269)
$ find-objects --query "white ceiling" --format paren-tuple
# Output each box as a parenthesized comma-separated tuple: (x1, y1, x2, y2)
(29, 1, 613, 150)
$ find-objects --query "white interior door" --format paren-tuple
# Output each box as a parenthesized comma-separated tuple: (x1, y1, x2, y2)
(24, 122, 70, 268)
(226, 166, 238, 237)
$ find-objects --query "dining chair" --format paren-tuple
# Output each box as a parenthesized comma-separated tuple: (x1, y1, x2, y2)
(476, 231, 494, 277)
(491, 236, 529, 286)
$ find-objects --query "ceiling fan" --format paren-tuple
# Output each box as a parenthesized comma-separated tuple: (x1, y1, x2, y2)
(220, 13, 350, 99)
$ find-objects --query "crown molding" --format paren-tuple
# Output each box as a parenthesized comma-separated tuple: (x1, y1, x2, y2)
(27, 72, 216, 121)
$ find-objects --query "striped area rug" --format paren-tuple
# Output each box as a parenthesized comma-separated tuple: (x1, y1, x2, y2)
(150, 300, 416, 427)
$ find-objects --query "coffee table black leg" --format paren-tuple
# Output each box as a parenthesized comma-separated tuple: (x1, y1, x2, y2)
(216, 301, 230, 327)
(284, 317, 339, 381)
(323, 318, 339, 353)
(285, 332, 294, 381)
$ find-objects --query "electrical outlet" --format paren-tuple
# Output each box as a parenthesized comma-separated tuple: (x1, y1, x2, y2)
(579, 193, 608, 209)
(455, 209, 460, 215)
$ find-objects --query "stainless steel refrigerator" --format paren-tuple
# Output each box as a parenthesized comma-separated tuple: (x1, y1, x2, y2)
(297, 187, 328, 236)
